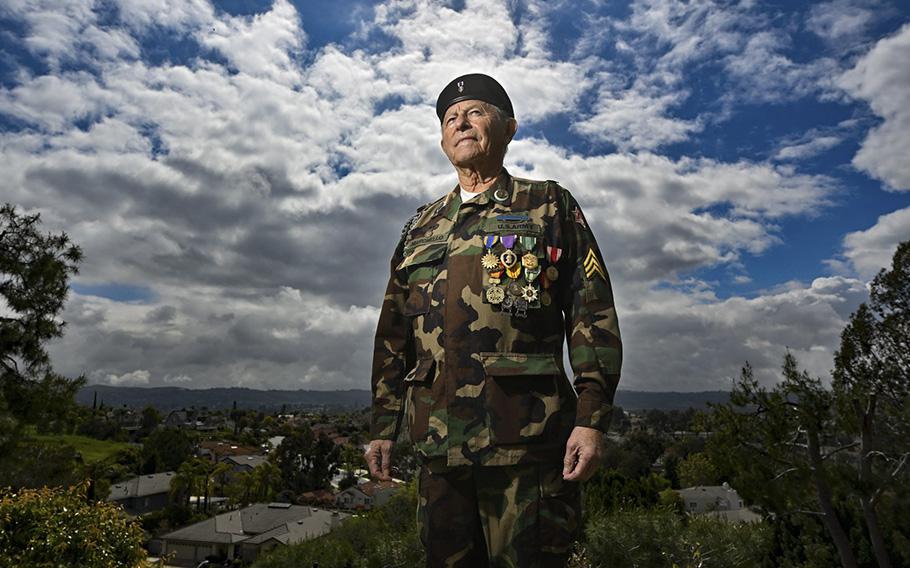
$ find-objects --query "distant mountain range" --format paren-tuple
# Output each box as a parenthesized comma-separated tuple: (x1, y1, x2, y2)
(77, 385, 730, 412)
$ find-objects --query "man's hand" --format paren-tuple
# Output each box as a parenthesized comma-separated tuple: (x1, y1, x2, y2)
(365, 439, 395, 481)
(562, 426, 604, 482)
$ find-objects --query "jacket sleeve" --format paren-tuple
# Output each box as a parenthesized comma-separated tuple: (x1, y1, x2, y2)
(558, 188, 622, 432)
(369, 226, 415, 440)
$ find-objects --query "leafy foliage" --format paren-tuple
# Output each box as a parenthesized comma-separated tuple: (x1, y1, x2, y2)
(141, 427, 194, 473)
(0, 483, 146, 568)
(274, 425, 340, 494)
(580, 508, 771, 568)
(0, 203, 84, 433)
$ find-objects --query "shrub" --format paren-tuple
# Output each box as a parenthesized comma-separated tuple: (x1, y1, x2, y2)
(0, 483, 146, 568)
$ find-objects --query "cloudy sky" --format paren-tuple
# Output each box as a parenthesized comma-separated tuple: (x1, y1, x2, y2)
(2, 0, 909, 392)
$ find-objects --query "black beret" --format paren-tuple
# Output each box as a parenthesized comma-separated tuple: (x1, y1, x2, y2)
(436, 73, 514, 122)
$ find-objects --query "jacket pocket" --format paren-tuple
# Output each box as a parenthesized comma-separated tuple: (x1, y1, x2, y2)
(479, 352, 561, 446)
(405, 357, 436, 445)
(398, 242, 447, 316)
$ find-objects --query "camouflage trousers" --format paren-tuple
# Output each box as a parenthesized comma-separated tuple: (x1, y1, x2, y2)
(417, 459, 581, 568)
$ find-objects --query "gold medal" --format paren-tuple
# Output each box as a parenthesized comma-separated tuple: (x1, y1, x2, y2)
(546, 265, 559, 281)
(506, 263, 522, 279)
(481, 251, 501, 271)
(521, 285, 539, 302)
(500, 249, 517, 269)
(521, 253, 538, 270)
(540, 290, 551, 306)
(486, 284, 505, 304)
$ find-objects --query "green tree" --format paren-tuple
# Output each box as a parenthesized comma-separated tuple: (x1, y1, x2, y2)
(0, 204, 84, 434)
(710, 357, 859, 567)
(139, 405, 161, 436)
(227, 470, 257, 507)
(141, 427, 193, 473)
(274, 426, 339, 494)
(0, 483, 145, 567)
(253, 460, 283, 503)
(677, 452, 720, 488)
(833, 241, 910, 568)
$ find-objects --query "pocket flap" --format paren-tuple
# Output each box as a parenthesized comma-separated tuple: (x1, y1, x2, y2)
(398, 241, 447, 270)
(478, 352, 559, 376)
(404, 357, 436, 384)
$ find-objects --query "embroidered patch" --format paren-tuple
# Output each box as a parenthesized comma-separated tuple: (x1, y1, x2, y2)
(496, 214, 529, 222)
(584, 249, 606, 281)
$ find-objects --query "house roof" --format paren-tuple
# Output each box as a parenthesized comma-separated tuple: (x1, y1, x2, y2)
(220, 454, 268, 468)
(678, 484, 743, 503)
(359, 480, 399, 497)
(107, 471, 175, 501)
(162, 503, 327, 545)
(245, 510, 350, 545)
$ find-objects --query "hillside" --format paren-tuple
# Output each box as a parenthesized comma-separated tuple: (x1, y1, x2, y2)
(77, 385, 729, 412)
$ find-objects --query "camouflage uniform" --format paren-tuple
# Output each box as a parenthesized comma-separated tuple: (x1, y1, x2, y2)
(370, 171, 622, 566)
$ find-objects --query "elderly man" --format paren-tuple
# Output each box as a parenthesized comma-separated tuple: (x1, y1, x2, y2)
(366, 73, 622, 567)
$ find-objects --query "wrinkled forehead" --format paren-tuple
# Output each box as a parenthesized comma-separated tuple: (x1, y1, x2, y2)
(441, 99, 497, 120)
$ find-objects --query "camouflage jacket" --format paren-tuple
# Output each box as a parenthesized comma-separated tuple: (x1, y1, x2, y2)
(370, 171, 622, 467)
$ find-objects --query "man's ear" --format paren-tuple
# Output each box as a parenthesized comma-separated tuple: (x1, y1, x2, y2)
(506, 118, 518, 143)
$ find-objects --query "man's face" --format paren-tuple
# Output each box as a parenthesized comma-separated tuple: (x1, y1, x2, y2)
(440, 100, 515, 169)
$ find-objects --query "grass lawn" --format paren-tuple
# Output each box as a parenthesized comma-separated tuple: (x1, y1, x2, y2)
(30, 433, 133, 463)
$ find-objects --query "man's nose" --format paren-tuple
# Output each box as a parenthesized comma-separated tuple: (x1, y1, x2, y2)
(453, 113, 470, 130)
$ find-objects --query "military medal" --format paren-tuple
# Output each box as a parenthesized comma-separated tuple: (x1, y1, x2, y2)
(521, 285, 539, 302)
(501, 295, 514, 315)
(514, 298, 528, 318)
(486, 284, 505, 304)
(481, 251, 501, 271)
(540, 290, 551, 306)
(500, 249, 518, 269)
(521, 252, 538, 270)
(508, 281, 523, 297)
(483, 235, 498, 249)
(546, 265, 559, 281)
(501, 234, 517, 249)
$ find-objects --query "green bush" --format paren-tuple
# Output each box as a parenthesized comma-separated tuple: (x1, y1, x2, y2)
(581, 508, 771, 568)
(0, 483, 146, 567)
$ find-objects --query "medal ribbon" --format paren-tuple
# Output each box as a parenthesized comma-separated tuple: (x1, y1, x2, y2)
(547, 246, 563, 263)
(501, 234, 517, 249)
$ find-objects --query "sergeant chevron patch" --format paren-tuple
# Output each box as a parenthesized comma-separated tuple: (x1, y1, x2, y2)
(584, 249, 606, 281)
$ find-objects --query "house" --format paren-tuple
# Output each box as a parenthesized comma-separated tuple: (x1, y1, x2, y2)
(220, 454, 268, 474)
(334, 480, 400, 510)
(160, 502, 349, 566)
(106, 471, 175, 516)
(678, 483, 761, 522)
